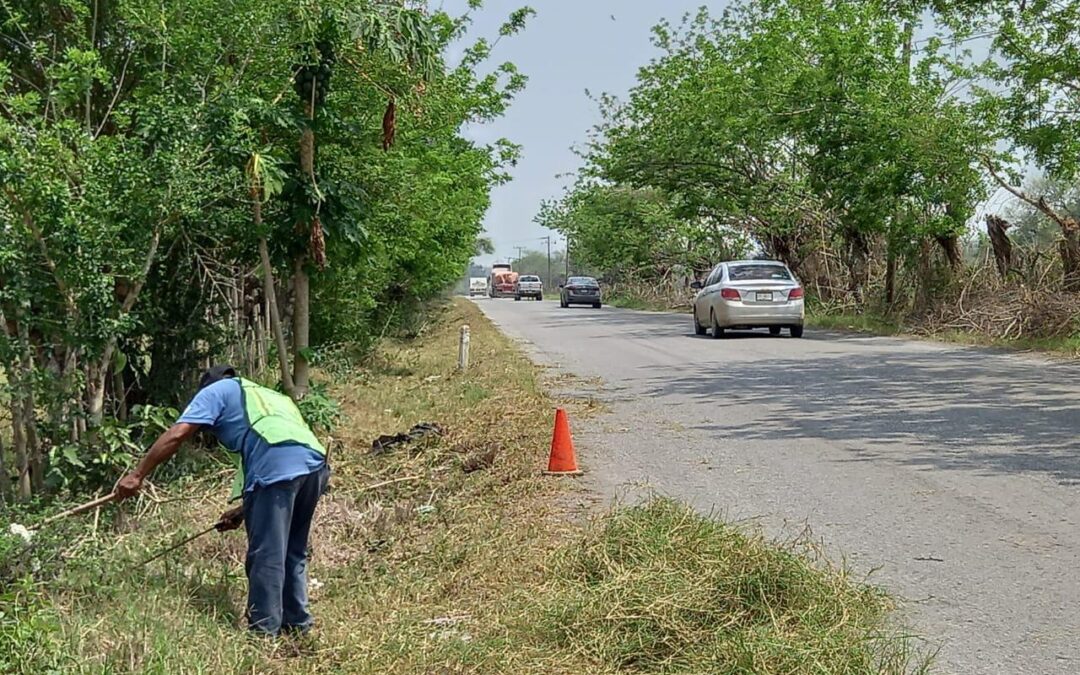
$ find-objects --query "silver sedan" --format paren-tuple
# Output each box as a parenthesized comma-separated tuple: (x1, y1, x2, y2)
(691, 260, 804, 338)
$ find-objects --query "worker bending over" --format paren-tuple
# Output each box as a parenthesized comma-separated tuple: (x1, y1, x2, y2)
(116, 365, 329, 637)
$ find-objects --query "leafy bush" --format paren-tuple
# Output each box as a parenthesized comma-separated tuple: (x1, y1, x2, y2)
(44, 405, 178, 494)
(297, 382, 343, 433)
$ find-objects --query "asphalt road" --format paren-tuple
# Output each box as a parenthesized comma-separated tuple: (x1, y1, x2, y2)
(476, 297, 1080, 674)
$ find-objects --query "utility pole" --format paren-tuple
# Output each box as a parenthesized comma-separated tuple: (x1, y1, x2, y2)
(565, 236, 571, 278)
(540, 236, 552, 287)
(514, 246, 526, 269)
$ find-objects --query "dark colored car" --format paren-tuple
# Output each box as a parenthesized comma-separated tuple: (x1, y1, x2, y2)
(560, 276, 602, 308)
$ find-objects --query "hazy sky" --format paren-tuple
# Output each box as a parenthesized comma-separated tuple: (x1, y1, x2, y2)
(445, 0, 734, 265)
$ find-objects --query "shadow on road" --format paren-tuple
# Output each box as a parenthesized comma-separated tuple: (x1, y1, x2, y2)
(643, 348, 1080, 486)
(492, 302, 1080, 485)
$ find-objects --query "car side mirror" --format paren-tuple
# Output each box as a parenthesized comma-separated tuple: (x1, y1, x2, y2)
(690, 281, 703, 290)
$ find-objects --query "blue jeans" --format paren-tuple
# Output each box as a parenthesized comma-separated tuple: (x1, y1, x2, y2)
(242, 464, 330, 636)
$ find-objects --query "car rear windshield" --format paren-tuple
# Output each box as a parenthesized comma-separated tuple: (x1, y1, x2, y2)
(568, 277, 598, 286)
(520, 276, 540, 282)
(728, 265, 791, 281)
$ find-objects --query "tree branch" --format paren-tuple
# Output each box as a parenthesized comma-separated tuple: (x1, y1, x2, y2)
(982, 157, 1069, 229)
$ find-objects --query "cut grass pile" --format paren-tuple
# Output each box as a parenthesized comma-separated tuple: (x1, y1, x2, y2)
(1, 299, 926, 673)
(527, 498, 927, 674)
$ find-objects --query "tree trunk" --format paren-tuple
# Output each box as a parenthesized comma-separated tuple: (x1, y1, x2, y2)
(1060, 224, 1080, 291)
(291, 256, 310, 400)
(258, 235, 295, 397)
(916, 238, 935, 308)
(10, 393, 30, 500)
(885, 250, 897, 307)
(113, 367, 128, 422)
(3, 318, 32, 499)
(0, 427, 9, 504)
(15, 317, 42, 493)
(253, 301, 268, 373)
(844, 231, 870, 302)
(88, 228, 160, 426)
(985, 214, 1014, 280)
(935, 234, 963, 270)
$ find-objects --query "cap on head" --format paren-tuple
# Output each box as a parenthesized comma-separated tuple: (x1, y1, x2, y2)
(198, 364, 237, 391)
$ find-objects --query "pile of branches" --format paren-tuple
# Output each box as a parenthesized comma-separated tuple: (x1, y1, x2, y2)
(916, 272, 1080, 341)
(604, 274, 696, 310)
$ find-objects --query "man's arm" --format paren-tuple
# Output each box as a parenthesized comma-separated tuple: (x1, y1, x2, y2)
(115, 422, 201, 499)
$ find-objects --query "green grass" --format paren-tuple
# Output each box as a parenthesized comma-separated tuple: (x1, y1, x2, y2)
(806, 311, 902, 335)
(1, 300, 926, 674)
(603, 293, 677, 312)
(517, 499, 929, 674)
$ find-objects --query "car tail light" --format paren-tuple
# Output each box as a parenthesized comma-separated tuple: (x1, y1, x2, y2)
(788, 287, 804, 300)
(720, 288, 741, 300)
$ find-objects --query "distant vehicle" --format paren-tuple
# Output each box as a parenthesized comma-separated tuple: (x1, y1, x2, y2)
(690, 260, 804, 338)
(560, 276, 602, 308)
(489, 263, 519, 298)
(468, 277, 489, 297)
(515, 275, 543, 301)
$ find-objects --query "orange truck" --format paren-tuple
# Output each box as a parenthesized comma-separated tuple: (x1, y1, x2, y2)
(488, 263, 519, 298)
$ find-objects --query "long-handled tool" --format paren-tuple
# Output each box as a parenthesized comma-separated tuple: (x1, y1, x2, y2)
(41, 492, 119, 525)
(129, 522, 222, 570)
(8, 492, 120, 543)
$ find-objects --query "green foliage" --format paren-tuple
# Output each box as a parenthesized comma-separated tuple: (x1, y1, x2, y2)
(0, 0, 532, 501)
(296, 382, 342, 433)
(937, 1, 1080, 178)
(45, 404, 177, 492)
(548, 0, 989, 293)
(0, 584, 64, 675)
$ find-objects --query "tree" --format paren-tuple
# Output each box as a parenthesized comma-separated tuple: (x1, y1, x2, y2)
(556, 0, 987, 300)
(936, 1, 1080, 288)
(0, 0, 533, 498)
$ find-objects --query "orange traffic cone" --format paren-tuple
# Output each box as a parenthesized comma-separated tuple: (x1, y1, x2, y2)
(544, 408, 583, 476)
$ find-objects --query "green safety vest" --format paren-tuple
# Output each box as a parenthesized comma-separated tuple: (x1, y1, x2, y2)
(228, 378, 327, 500)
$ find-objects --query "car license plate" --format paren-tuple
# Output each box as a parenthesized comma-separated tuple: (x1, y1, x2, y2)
(756, 291, 773, 302)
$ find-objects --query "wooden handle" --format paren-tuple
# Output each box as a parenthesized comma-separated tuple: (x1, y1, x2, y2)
(41, 492, 118, 525)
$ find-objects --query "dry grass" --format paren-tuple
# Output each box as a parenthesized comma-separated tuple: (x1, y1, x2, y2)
(2, 299, 575, 674)
(1, 299, 926, 674)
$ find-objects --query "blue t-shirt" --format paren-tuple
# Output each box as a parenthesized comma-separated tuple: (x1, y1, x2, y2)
(178, 379, 325, 494)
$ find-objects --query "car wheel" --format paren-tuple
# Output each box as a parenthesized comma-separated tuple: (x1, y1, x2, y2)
(694, 312, 707, 336)
(711, 312, 725, 339)
(592, 302, 601, 308)
(790, 325, 804, 338)
(538, 294, 544, 301)
(514, 295, 521, 301)
(769, 326, 782, 336)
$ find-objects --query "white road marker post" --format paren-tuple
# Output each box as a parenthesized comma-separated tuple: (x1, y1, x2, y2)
(458, 325, 470, 372)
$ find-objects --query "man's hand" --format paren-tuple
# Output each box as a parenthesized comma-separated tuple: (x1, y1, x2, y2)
(114, 472, 143, 500)
(120, 423, 202, 501)
(216, 506, 245, 532)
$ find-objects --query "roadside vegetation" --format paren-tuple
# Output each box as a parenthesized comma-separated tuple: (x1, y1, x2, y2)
(0, 0, 531, 502)
(539, 1, 1080, 355)
(1, 301, 926, 673)
(1, 1, 943, 670)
